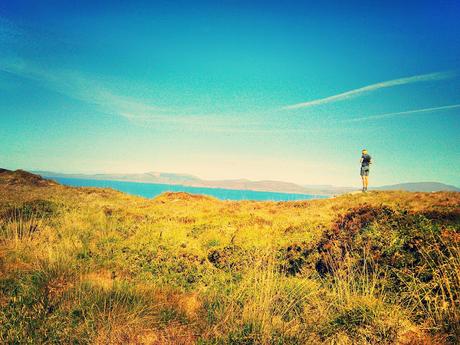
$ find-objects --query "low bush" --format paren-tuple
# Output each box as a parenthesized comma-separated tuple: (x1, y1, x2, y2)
(315, 204, 460, 342)
(207, 245, 251, 271)
(277, 241, 317, 276)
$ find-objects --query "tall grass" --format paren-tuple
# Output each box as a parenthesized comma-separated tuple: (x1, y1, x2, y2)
(0, 207, 44, 242)
(318, 254, 406, 344)
(396, 231, 460, 342)
(204, 251, 321, 344)
(69, 281, 159, 344)
(0, 187, 458, 344)
(0, 258, 160, 344)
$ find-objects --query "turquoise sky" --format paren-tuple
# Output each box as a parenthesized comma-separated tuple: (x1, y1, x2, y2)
(1, 0, 459, 187)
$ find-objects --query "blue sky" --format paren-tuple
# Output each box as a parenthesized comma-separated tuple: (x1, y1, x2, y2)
(1, 0, 459, 187)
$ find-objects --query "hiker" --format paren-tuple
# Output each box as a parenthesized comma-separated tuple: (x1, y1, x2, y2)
(360, 149, 372, 192)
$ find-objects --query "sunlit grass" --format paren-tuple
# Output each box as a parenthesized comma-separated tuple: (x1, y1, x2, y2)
(0, 179, 459, 344)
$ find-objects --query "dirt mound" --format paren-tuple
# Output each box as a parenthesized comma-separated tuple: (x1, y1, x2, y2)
(154, 191, 216, 202)
(0, 169, 57, 187)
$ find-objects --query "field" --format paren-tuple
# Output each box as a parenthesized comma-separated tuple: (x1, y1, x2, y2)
(0, 169, 459, 344)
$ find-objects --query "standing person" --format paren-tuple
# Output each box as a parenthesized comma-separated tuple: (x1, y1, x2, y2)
(360, 149, 372, 192)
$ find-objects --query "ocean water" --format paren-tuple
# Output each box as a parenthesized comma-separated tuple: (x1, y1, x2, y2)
(52, 177, 328, 201)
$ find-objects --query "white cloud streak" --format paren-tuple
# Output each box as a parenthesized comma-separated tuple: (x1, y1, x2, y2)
(283, 71, 456, 110)
(0, 58, 228, 127)
(345, 104, 460, 123)
(0, 59, 158, 115)
(1, 57, 458, 134)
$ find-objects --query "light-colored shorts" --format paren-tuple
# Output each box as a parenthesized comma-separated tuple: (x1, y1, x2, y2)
(360, 166, 370, 176)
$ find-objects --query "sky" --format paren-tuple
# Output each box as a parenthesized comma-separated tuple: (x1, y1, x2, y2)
(1, 0, 459, 187)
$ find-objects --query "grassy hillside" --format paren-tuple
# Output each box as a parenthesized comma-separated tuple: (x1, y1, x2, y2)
(1, 170, 459, 344)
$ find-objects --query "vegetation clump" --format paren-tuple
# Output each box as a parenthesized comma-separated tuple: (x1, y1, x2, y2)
(315, 204, 460, 341)
(208, 245, 250, 271)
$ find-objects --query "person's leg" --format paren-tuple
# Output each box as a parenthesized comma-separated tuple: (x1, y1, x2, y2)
(364, 176, 369, 190)
(361, 175, 365, 191)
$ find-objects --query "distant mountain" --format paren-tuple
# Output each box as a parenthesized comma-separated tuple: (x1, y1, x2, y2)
(34, 170, 354, 196)
(375, 182, 460, 192)
(34, 171, 201, 185)
(34, 171, 459, 195)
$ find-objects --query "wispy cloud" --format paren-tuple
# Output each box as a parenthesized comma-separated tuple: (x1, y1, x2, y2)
(1, 57, 291, 133)
(0, 58, 228, 127)
(0, 21, 260, 132)
(0, 58, 172, 116)
(344, 104, 460, 123)
(283, 71, 456, 110)
(2, 56, 458, 135)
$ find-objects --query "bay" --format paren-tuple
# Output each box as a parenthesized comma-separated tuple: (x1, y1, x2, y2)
(53, 177, 328, 201)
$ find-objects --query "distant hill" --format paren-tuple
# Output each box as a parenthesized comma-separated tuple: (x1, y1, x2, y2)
(0, 168, 57, 187)
(32, 171, 459, 195)
(375, 182, 460, 192)
(34, 171, 200, 185)
(34, 170, 355, 196)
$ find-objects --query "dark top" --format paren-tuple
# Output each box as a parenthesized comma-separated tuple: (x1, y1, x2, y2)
(361, 154, 371, 167)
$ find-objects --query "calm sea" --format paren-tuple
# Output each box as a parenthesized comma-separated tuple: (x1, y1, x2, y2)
(52, 177, 328, 202)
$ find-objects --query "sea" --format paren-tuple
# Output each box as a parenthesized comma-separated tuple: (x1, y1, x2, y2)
(52, 177, 328, 202)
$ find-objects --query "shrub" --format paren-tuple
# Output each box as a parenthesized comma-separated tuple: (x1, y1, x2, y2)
(207, 245, 250, 271)
(315, 205, 460, 342)
(146, 249, 210, 289)
(277, 241, 316, 276)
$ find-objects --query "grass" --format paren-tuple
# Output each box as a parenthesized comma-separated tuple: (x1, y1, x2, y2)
(0, 171, 459, 344)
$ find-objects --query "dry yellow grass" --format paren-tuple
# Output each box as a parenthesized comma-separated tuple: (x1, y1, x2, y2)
(0, 170, 459, 344)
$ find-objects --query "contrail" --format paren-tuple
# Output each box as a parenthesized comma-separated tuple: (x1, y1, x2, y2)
(283, 71, 456, 110)
(345, 104, 460, 122)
